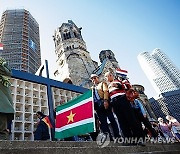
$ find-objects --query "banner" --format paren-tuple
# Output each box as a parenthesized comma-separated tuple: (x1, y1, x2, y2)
(55, 90, 95, 139)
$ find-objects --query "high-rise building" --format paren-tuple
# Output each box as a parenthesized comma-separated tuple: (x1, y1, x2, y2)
(149, 90, 180, 122)
(137, 48, 180, 94)
(0, 9, 41, 74)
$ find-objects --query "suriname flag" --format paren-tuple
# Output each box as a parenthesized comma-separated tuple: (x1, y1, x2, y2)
(55, 90, 96, 139)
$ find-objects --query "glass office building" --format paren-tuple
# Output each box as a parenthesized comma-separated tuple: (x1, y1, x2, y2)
(138, 48, 180, 94)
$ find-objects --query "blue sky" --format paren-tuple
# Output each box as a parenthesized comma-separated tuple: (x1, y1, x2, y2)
(0, 0, 180, 98)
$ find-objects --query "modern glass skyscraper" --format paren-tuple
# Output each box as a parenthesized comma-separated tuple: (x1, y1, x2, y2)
(138, 48, 180, 94)
(0, 9, 41, 74)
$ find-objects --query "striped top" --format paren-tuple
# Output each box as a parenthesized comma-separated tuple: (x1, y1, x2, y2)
(108, 79, 126, 99)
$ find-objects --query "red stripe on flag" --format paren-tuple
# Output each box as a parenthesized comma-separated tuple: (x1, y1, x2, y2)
(116, 68, 128, 73)
(56, 101, 93, 128)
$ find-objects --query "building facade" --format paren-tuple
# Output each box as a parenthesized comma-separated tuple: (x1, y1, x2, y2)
(149, 90, 180, 122)
(137, 48, 180, 94)
(53, 20, 97, 88)
(0, 9, 41, 74)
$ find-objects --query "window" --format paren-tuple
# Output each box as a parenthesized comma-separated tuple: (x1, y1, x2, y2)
(63, 32, 71, 40)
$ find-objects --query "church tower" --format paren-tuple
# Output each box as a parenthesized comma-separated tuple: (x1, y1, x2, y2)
(53, 20, 97, 87)
(92, 49, 120, 79)
(99, 49, 119, 68)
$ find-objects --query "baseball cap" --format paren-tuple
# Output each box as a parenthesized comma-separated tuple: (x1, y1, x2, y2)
(90, 74, 98, 79)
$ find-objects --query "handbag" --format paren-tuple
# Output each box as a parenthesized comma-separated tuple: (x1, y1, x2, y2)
(125, 88, 139, 102)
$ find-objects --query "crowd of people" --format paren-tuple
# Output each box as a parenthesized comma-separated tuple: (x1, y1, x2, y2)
(28, 70, 180, 143)
(89, 71, 180, 145)
(1, 56, 180, 143)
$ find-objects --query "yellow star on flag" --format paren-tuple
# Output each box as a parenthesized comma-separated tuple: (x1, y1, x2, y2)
(67, 111, 76, 124)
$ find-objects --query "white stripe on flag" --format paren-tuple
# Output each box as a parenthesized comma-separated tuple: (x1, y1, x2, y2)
(92, 90, 96, 132)
(56, 97, 92, 115)
(116, 70, 127, 76)
(55, 117, 94, 132)
(0, 47, 3, 50)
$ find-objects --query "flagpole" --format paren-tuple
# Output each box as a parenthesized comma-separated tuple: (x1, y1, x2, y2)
(45, 60, 55, 141)
(92, 89, 96, 132)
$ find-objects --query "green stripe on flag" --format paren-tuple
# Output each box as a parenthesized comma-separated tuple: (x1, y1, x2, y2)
(55, 122, 94, 139)
(56, 90, 92, 112)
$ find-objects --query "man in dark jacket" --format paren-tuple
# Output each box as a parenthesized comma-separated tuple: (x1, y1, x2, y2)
(34, 111, 50, 140)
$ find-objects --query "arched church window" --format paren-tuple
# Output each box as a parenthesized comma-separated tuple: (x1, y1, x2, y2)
(63, 32, 71, 40)
(63, 33, 67, 40)
(74, 32, 77, 38)
(65, 33, 68, 39)
(57, 38, 60, 46)
(108, 55, 112, 59)
(66, 32, 71, 39)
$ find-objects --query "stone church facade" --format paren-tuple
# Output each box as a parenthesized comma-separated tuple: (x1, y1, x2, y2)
(53, 20, 119, 88)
